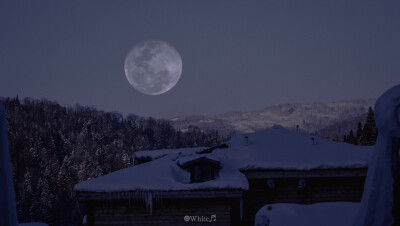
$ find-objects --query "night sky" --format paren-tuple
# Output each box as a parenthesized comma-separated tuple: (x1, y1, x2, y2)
(1, 0, 399, 118)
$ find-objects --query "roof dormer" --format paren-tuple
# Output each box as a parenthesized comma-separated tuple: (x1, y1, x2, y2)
(181, 157, 221, 183)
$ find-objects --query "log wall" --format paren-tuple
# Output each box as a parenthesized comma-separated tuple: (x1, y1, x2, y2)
(242, 173, 366, 225)
(83, 197, 242, 225)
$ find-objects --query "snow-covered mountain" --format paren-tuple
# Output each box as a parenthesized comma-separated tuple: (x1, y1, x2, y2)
(169, 99, 376, 137)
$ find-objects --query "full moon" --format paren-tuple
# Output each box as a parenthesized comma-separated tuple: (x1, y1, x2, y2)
(124, 40, 182, 95)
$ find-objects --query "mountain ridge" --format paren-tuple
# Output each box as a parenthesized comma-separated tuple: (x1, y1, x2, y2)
(169, 99, 377, 138)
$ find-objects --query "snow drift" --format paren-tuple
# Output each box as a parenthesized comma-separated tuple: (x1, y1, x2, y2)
(0, 101, 18, 226)
(354, 84, 400, 225)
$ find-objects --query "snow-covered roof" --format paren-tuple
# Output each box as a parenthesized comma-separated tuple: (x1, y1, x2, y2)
(180, 156, 221, 168)
(234, 125, 372, 171)
(134, 147, 206, 162)
(75, 125, 372, 192)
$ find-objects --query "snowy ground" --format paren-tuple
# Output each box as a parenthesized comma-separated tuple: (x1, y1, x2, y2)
(19, 223, 48, 226)
(255, 202, 359, 226)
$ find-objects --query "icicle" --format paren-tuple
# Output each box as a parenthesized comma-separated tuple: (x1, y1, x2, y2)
(154, 191, 160, 207)
(147, 192, 153, 215)
(130, 190, 162, 215)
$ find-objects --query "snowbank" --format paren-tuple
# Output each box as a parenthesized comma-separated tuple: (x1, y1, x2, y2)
(374, 84, 400, 137)
(75, 126, 372, 192)
(255, 202, 359, 226)
(0, 101, 18, 225)
(354, 84, 400, 225)
(19, 223, 49, 226)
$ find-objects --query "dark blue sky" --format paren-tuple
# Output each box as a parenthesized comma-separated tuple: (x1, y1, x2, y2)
(1, 0, 399, 118)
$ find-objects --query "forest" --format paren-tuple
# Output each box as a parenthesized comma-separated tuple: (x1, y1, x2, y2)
(2, 96, 224, 225)
(342, 107, 378, 146)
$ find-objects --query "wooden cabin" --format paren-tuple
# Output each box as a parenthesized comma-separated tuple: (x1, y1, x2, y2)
(77, 168, 367, 225)
(76, 126, 372, 225)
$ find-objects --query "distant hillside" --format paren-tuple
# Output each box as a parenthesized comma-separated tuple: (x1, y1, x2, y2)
(169, 99, 376, 138)
(313, 115, 366, 141)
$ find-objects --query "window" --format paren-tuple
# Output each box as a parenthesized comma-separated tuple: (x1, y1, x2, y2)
(181, 157, 221, 183)
(191, 165, 216, 183)
(202, 165, 213, 181)
(298, 178, 306, 189)
(193, 165, 202, 182)
(266, 179, 275, 190)
(297, 178, 307, 194)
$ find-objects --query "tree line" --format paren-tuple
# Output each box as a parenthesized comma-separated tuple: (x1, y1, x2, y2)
(343, 106, 378, 146)
(2, 96, 225, 225)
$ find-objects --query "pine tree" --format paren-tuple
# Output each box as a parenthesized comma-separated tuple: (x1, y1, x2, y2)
(20, 170, 34, 221)
(366, 107, 376, 128)
(356, 122, 363, 143)
(361, 107, 378, 146)
(347, 130, 357, 145)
